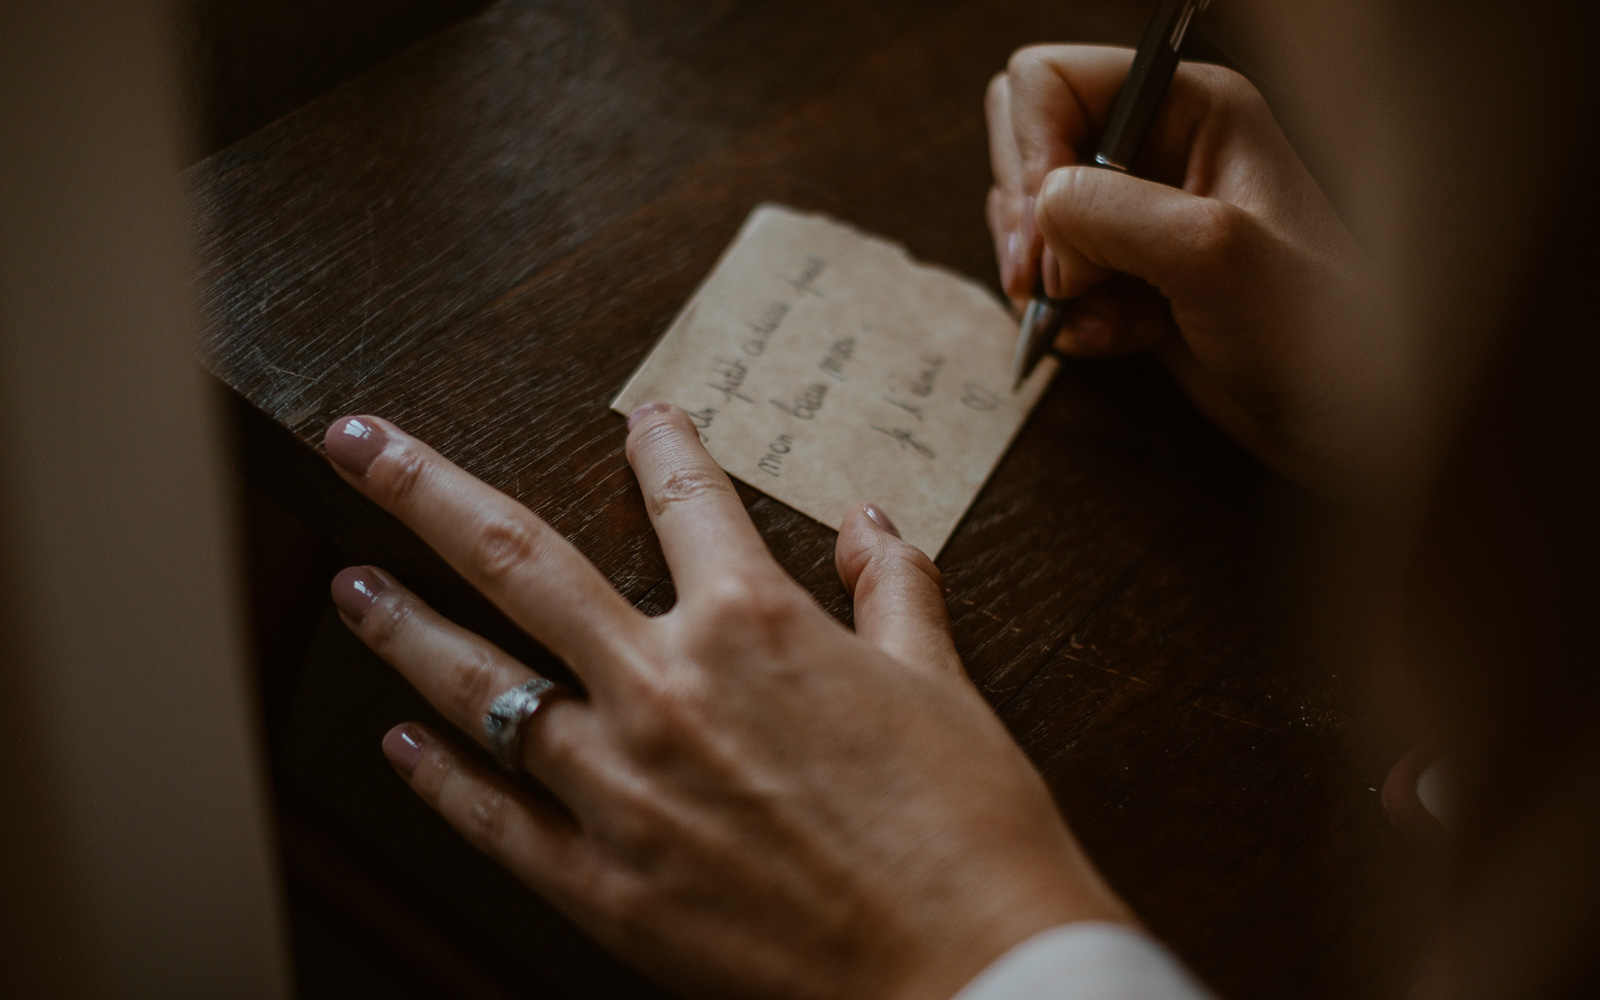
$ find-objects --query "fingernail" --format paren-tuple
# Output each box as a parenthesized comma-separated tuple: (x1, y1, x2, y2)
(1041, 245, 1061, 299)
(628, 401, 673, 430)
(1001, 230, 1020, 291)
(331, 566, 386, 624)
(1019, 195, 1038, 253)
(863, 503, 901, 538)
(382, 724, 425, 778)
(325, 415, 388, 476)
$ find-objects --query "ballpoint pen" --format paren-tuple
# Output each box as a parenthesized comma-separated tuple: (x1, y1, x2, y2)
(1010, 0, 1212, 390)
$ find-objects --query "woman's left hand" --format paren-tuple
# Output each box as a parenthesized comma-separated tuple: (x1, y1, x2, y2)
(322, 402, 1130, 1000)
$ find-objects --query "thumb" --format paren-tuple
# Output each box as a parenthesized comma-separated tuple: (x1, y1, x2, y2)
(834, 504, 962, 677)
(1035, 165, 1264, 313)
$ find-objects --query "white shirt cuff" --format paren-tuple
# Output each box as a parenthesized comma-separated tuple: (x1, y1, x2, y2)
(953, 922, 1214, 1000)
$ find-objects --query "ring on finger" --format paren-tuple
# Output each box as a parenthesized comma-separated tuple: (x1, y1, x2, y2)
(483, 677, 566, 770)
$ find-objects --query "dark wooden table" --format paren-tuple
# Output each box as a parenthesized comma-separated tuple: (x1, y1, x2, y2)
(190, 2, 1403, 997)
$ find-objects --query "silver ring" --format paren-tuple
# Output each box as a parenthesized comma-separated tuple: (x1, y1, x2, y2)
(483, 677, 559, 770)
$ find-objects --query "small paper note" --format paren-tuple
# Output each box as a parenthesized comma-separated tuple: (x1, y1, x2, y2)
(612, 204, 1056, 558)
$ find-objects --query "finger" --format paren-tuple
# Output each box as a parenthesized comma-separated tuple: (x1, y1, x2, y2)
(323, 415, 641, 683)
(1005, 44, 1112, 192)
(332, 565, 601, 799)
(382, 722, 598, 907)
(834, 504, 961, 676)
(1035, 164, 1268, 311)
(623, 403, 781, 597)
(987, 186, 1018, 302)
(1052, 281, 1176, 358)
(985, 72, 1027, 196)
(985, 74, 1032, 301)
(1004, 45, 1139, 302)
(1005, 46, 1243, 192)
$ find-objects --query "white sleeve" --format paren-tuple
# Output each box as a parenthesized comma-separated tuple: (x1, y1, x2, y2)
(952, 922, 1215, 1000)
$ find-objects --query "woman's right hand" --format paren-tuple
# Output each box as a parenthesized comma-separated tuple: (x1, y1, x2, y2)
(987, 45, 1378, 496)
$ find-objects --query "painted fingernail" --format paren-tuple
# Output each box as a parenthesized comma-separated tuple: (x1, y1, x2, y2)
(628, 401, 673, 430)
(382, 724, 425, 779)
(1001, 230, 1020, 291)
(863, 503, 901, 538)
(331, 566, 386, 624)
(1041, 245, 1061, 299)
(325, 416, 388, 476)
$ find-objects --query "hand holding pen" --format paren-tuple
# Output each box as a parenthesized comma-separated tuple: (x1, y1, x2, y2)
(984, 39, 1376, 495)
(1006, 0, 1211, 389)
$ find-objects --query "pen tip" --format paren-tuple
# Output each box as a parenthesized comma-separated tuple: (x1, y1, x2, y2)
(1012, 296, 1068, 392)
(1009, 340, 1032, 393)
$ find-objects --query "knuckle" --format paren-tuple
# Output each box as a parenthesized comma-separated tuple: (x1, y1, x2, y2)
(621, 665, 674, 714)
(899, 543, 944, 590)
(1196, 63, 1261, 109)
(443, 645, 501, 721)
(462, 784, 513, 856)
(361, 593, 414, 651)
(526, 703, 587, 770)
(695, 569, 795, 628)
(856, 540, 943, 605)
(834, 534, 873, 594)
(469, 515, 541, 581)
(1005, 44, 1051, 81)
(406, 745, 448, 803)
(368, 445, 428, 508)
(1041, 164, 1094, 217)
(646, 466, 732, 519)
(1185, 199, 1252, 269)
(625, 412, 687, 461)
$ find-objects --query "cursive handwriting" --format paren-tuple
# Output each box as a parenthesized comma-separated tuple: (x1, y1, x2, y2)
(883, 396, 923, 422)
(783, 255, 826, 298)
(873, 425, 936, 459)
(882, 354, 944, 421)
(770, 381, 829, 420)
(743, 302, 789, 357)
(756, 433, 794, 477)
(687, 406, 718, 441)
(706, 356, 755, 405)
(961, 381, 1000, 412)
(819, 336, 856, 382)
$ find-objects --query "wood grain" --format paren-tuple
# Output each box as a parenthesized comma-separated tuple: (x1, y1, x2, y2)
(191, 1, 1403, 997)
